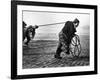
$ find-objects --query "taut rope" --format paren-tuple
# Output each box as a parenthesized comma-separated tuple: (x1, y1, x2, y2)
(37, 21, 66, 27)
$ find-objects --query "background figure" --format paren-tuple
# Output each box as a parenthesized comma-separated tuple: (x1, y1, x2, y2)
(55, 18, 80, 59)
(23, 21, 27, 28)
(23, 24, 38, 46)
(23, 21, 27, 41)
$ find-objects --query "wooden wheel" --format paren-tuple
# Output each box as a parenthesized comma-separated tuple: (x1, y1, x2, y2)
(69, 34, 81, 57)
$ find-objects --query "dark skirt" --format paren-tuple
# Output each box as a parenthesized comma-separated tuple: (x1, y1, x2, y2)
(58, 31, 71, 53)
(59, 31, 69, 53)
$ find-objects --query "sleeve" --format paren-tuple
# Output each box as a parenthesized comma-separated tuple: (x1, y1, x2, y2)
(68, 22, 76, 36)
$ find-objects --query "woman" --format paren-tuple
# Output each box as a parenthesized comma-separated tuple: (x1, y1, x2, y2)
(23, 22, 39, 46)
(55, 18, 80, 59)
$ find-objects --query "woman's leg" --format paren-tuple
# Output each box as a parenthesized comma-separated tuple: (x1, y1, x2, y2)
(24, 35, 31, 45)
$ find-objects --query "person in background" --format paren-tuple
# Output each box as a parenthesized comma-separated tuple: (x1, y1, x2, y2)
(23, 23, 39, 46)
(23, 21, 27, 41)
(55, 18, 80, 59)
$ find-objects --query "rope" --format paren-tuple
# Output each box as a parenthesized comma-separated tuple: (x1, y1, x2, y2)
(37, 21, 66, 27)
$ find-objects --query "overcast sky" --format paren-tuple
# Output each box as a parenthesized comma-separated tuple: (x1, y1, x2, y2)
(23, 11, 90, 35)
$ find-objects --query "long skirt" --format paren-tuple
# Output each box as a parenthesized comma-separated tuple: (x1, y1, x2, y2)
(56, 31, 72, 55)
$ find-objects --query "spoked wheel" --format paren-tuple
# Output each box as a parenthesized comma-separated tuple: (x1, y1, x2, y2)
(69, 34, 81, 57)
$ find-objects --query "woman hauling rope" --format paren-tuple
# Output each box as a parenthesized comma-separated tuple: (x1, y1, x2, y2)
(54, 18, 80, 59)
(23, 21, 39, 46)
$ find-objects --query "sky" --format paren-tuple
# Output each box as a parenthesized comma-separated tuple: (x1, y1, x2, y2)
(23, 11, 90, 40)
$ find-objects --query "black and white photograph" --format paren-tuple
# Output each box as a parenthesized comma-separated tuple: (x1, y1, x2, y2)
(11, 1, 97, 79)
(22, 11, 89, 68)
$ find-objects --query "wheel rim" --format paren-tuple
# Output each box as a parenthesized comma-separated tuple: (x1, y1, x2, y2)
(69, 34, 81, 57)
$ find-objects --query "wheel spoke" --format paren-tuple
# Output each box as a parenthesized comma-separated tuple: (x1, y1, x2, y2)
(73, 37, 76, 44)
(71, 42, 76, 46)
(76, 46, 79, 55)
(71, 37, 76, 46)
(75, 36, 77, 44)
(70, 34, 81, 57)
(76, 36, 78, 45)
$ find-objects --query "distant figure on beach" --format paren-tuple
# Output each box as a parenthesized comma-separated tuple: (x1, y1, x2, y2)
(23, 21, 27, 41)
(55, 18, 80, 59)
(23, 21, 39, 46)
